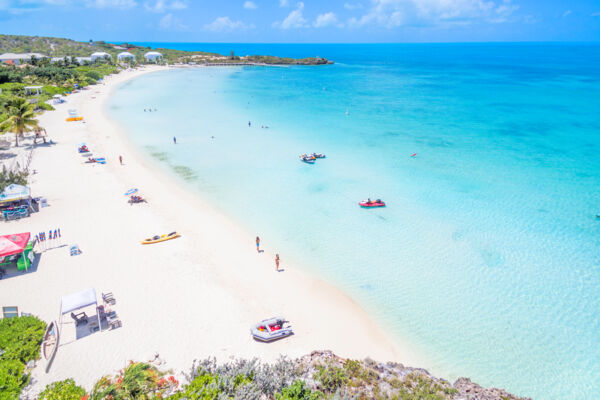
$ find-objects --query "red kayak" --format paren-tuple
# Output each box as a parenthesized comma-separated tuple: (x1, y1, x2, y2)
(359, 199, 386, 208)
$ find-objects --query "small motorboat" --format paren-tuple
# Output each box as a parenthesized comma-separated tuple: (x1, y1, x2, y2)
(251, 316, 293, 342)
(141, 231, 180, 245)
(299, 154, 316, 164)
(311, 153, 326, 159)
(41, 321, 59, 372)
(359, 199, 386, 208)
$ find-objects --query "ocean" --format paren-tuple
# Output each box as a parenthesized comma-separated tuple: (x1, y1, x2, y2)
(108, 43, 600, 399)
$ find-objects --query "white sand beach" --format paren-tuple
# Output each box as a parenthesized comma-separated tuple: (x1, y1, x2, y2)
(0, 66, 426, 394)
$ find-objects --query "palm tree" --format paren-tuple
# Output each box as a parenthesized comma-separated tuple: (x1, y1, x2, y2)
(0, 98, 39, 147)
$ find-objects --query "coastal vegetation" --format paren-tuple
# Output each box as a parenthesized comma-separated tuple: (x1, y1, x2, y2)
(0, 97, 39, 147)
(0, 316, 46, 399)
(0, 34, 332, 65)
(0, 316, 527, 400)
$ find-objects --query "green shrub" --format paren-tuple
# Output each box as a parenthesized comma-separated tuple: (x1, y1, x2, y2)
(0, 315, 46, 363)
(39, 379, 87, 400)
(38, 102, 55, 111)
(396, 372, 457, 400)
(170, 373, 221, 399)
(314, 364, 348, 394)
(276, 380, 323, 400)
(0, 359, 27, 400)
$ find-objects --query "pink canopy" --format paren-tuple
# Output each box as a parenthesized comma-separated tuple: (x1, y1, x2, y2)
(0, 233, 31, 257)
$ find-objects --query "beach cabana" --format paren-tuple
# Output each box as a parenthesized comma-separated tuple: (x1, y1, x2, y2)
(91, 52, 112, 62)
(24, 86, 43, 96)
(0, 232, 34, 272)
(60, 288, 101, 331)
(117, 51, 135, 62)
(144, 51, 162, 63)
(0, 184, 31, 204)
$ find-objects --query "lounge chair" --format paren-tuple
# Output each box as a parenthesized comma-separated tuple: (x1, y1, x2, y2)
(71, 311, 88, 326)
(102, 292, 116, 305)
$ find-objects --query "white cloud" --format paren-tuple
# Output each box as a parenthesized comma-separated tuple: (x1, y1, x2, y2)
(344, 2, 362, 10)
(159, 12, 188, 29)
(243, 0, 257, 9)
(275, 1, 307, 29)
(279, 0, 288, 7)
(85, 0, 136, 8)
(562, 10, 571, 17)
(144, 0, 186, 12)
(348, 0, 520, 28)
(314, 12, 343, 28)
(204, 16, 253, 31)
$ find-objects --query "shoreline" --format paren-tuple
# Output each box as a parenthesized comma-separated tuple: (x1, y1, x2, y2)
(0, 65, 430, 393)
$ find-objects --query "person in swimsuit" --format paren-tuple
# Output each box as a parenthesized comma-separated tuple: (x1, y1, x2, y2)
(275, 254, 280, 271)
(256, 236, 260, 253)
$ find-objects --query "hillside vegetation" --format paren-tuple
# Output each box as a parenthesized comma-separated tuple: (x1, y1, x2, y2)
(0, 34, 332, 65)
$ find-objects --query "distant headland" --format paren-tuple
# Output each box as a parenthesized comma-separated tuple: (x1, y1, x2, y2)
(0, 34, 333, 66)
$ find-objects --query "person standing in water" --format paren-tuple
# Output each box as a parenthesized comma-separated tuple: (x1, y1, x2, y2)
(248, 121, 251, 127)
(275, 254, 280, 271)
(173, 136, 177, 144)
(256, 236, 260, 253)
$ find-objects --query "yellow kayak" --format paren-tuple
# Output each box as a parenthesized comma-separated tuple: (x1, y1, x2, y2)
(66, 117, 83, 121)
(141, 231, 180, 245)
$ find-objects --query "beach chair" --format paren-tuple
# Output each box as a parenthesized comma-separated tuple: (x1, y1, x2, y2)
(69, 245, 81, 256)
(102, 292, 116, 305)
(71, 312, 88, 326)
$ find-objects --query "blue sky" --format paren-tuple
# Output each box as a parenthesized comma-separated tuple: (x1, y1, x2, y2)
(0, 0, 599, 42)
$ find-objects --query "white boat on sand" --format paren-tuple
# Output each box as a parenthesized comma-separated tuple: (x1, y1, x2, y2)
(251, 316, 293, 342)
(41, 320, 59, 372)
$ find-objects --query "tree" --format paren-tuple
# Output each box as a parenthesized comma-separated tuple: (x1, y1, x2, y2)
(0, 98, 39, 147)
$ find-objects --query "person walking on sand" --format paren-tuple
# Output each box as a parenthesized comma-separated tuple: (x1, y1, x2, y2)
(173, 136, 177, 144)
(256, 236, 260, 253)
(119, 155, 123, 165)
(275, 254, 280, 271)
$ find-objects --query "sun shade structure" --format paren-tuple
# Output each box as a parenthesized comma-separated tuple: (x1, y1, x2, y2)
(0, 184, 31, 204)
(144, 51, 162, 62)
(0, 232, 33, 271)
(90, 52, 112, 62)
(60, 288, 102, 334)
(117, 51, 135, 61)
(60, 288, 98, 315)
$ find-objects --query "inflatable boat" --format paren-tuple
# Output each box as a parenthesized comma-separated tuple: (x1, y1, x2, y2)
(251, 316, 293, 342)
(141, 231, 180, 245)
(300, 155, 316, 164)
(359, 199, 386, 208)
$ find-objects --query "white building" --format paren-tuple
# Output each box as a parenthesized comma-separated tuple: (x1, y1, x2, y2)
(50, 56, 76, 64)
(144, 51, 163, 63)
(74, 57, 92, 65)
(0, 53, 47, 65)
(90, 52, 112, 62)
(117, 52, 135, 62)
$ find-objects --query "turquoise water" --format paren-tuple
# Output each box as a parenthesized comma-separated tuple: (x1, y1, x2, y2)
(109, 44, 600, 399)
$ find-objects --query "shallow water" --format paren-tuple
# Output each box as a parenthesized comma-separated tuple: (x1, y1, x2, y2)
(109, 43, 600, 399)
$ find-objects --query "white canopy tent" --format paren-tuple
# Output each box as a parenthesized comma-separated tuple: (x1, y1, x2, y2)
(117, 51, 135, 61)
(0, 184, 31, 205)
(91, 52, 112, 62)
(144, 51, 162, 62)
(60, 288, 101, 331)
